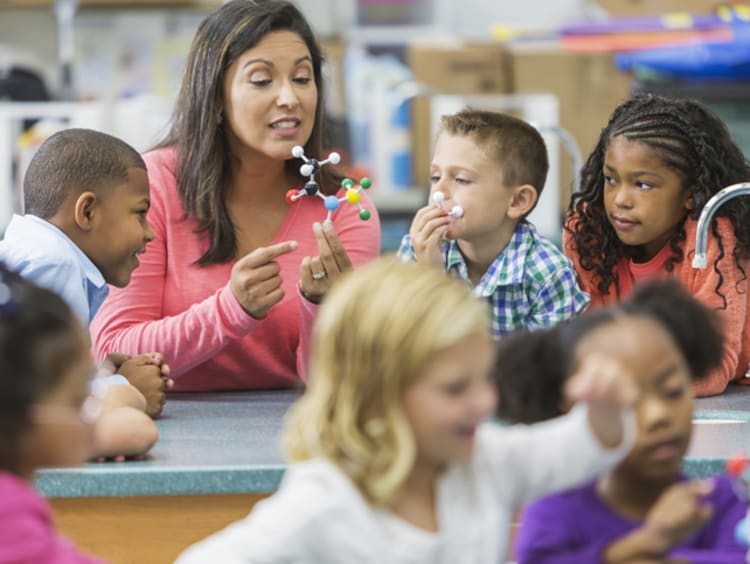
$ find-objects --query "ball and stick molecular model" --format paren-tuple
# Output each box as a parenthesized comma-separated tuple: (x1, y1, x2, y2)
(726, 453, 750, 558)
(432, 191, 464, 218)
(285, 145, 372, 223)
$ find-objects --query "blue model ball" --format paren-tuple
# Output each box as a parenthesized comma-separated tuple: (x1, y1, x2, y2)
(324, 195, 340, 212)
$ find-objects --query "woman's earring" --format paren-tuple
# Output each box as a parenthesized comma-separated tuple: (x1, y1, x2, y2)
(217, 112, 223, 126)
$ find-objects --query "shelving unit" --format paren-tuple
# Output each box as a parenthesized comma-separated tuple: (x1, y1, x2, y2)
(0, 99, 174, 231)
(337, 0, 455, 45)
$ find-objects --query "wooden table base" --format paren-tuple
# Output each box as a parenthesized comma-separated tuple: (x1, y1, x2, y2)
(51, 494, 268, 564)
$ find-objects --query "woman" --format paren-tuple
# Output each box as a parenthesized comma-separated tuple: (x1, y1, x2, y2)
(91, 0, 381, 391)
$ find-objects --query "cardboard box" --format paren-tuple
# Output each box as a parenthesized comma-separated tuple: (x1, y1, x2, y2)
(508, 40, 632, 213)
(407, 41, 512, 95)
(407, 41, 512, 187)
(404, 39, 631, 212)
(596, 0, 719, 16)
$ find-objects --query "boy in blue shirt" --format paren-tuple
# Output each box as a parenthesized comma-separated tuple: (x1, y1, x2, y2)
(398, 109, 588, 337)
(0, 128, 170, 418)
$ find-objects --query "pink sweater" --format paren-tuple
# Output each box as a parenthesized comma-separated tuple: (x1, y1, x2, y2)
(0, 472, 103, 564)
(91, 148, 381, 391)
(564, 215, 750, 397)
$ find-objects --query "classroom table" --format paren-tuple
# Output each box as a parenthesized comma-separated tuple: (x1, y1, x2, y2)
(40, 390, 295, 564)
(38, 386, 750, 564)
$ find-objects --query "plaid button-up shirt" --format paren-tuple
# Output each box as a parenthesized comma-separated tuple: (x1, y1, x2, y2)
(397, 221, 589, 338)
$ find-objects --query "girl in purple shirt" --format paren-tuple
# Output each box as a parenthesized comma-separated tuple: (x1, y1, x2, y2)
(495, 278, 747, 563)
(0, 265, 105, 563)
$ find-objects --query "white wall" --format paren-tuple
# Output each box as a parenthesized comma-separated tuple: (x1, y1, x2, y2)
(295, 0, 603, 39)
(0, 10, 59, 93)
(451, 0, 604, 37)
(0, 7, 206, 100)
(0, 0, 605, 99)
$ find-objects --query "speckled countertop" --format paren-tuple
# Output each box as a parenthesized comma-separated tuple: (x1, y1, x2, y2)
(687, 384, 750, 477)
(36, 386, 750, 499)
(37, 390, 298, 498)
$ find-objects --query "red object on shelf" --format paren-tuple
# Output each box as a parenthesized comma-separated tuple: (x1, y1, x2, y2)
(727, 453, 749, 477)
(560, 28, 733, 52)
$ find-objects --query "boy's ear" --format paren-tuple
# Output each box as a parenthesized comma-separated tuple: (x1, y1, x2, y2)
(73, 191, 98, 230)
(506, 184, 538, 220)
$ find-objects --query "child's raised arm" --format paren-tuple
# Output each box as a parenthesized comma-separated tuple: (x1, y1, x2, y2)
(565, 352, 638, 449)
(400, 205, 450, 267)
(483, 349, 638, 511)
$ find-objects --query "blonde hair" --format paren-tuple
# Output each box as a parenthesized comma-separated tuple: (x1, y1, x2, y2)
(283, 257, 490, 505)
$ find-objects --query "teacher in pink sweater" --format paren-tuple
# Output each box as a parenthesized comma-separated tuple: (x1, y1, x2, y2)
(91, 0, 381, 391)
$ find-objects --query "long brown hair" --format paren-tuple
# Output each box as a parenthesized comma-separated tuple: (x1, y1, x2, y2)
(161, 0, 329, 264)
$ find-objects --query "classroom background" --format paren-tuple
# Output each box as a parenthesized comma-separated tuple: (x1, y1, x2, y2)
(2, 1, 750, 562)
(3, 0, 749, 252)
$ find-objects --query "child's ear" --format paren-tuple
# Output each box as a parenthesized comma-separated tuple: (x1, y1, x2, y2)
(73, 191, 98, 230)
(684, 192, 695, 211)
(506, 184, 538, 220)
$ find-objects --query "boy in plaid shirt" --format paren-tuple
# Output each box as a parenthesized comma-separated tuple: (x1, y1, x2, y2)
(397, 108, 588, 337)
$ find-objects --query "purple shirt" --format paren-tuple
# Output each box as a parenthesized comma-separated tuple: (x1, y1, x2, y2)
(516, 474, 746, 564)
(0, 472, 104, 564)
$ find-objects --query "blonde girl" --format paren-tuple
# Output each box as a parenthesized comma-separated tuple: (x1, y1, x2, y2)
(178, 257, 637, 563)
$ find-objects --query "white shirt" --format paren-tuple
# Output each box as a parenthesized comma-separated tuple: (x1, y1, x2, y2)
(176, 406, 633, 564)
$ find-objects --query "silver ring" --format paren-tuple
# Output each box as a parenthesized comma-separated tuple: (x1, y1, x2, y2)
(311, 271, 327, 281)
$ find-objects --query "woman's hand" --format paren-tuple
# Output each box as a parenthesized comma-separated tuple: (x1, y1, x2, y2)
(408, 205, 449, 266)
(299, 221, 352, 304)
(231, 240, 299, 318)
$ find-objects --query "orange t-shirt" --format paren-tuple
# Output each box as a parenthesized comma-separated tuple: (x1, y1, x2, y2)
(564, 215, 750, 396)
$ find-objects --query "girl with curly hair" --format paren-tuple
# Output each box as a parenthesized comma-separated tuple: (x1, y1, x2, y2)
(565, 93, 750, 396)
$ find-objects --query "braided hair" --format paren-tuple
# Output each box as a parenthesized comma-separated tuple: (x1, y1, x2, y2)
(567, 94, 750, 306)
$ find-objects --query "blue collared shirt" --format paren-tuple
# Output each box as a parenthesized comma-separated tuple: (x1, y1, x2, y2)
(0, 214, 109, 326)
(397, 221, 589, 337)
